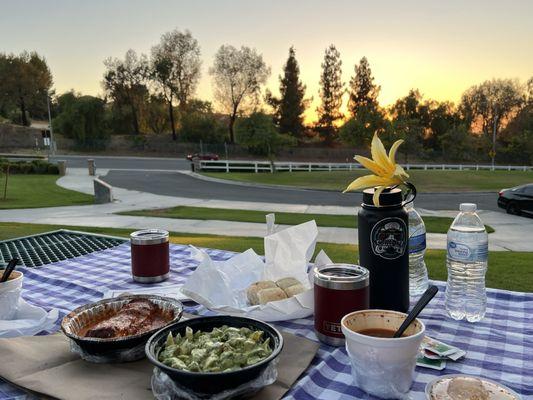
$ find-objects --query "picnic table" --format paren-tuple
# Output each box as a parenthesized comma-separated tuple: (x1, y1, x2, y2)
(1, 242, 531, 399)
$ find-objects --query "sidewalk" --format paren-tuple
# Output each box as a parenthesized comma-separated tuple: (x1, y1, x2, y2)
(0, 168, 530, 251)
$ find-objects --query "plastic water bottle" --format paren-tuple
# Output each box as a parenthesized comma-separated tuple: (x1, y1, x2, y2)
(445, 203, 488, 322)
(406, 203, 429, 296)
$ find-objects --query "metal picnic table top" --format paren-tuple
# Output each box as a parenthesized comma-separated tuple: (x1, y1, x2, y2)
(0, 242, 531, 399)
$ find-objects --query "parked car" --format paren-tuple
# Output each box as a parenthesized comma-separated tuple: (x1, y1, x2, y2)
(186, 152, 219, 161)
(497, 184, 533, 215)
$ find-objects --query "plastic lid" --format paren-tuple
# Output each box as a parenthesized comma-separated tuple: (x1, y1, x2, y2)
(362, 187, 403, 207)
(130, 229, 169, 245)
(314, 263, 369, 290)
(459, 203, 477, 212)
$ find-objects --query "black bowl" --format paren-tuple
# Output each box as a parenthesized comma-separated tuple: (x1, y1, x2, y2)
(61, 295, 183, 362)
(145, 315, 284, 394)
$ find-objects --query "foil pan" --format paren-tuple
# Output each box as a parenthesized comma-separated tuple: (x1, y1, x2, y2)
(61, 295, 183, 363)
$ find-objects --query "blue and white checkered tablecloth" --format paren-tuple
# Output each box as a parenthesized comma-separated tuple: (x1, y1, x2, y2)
(0, 243, 531, 399)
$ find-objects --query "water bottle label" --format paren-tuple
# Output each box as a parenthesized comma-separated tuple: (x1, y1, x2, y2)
(370, 217, 407, 260)
(448, 241, 488, 262)
(409, 233, 426, 254)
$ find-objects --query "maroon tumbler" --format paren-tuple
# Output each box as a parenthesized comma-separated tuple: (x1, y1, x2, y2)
(314, 263, 369, 346)
(130, 229, 170, 283)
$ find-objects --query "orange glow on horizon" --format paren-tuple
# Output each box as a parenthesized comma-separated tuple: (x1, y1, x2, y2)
(10, 1, 528, 126)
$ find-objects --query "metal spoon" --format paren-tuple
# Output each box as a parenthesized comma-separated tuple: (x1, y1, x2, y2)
(0, 258, 19, 283)
(393, 285, 438, 338)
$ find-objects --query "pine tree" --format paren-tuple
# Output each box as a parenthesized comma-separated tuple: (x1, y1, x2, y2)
(266, 47, 307, 139)
(340, 57, 385, 146)
(316, 45, 343, 145)
(348, 56, 380, 116)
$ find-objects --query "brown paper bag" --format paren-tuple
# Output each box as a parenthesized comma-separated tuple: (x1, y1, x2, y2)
(0, 331, 319, 400)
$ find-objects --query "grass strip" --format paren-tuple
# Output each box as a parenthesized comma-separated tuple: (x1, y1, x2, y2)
(121, 206, 494, 234)
(0, 175, 93, 209)
(0, 222, 528, 292)
(203, 170, 533, 193)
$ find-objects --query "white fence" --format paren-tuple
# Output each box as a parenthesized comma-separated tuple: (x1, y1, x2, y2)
(199, 160, 533, 173)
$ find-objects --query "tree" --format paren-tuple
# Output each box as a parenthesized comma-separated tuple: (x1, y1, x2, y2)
(151, 29, 202, 141)
(392, 117, 424, 162)
(390, 90, 426, 161)
(391, 89, 423, 120)
(235, 112, 296, 158)
(526, 77, 533, 105)
(103, 49, 149, 135)
(348, 56, 380, 116)
(210, 45, 270, 143)
(459, 79, 524, 164)
(0, 51, 53, 126)
(499, 100, 533, 164)
(144, 94, 169, 134)
(340, 57, 385, 146)
(316, 45, 344, 146)
(265, 46, 307, 139)
(178, 101, 226, 143)
(439, 124, 476, 162)
(53, 91, 108, 149)
(460, 79, 524, 135)
(339, 107, 388, 147)
(186, 99, 213, 114)
(424, 101, 459, 153)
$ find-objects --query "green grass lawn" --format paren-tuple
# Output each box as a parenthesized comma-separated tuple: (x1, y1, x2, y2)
(121, 206, 494, 234)
(0, 175, 93, 209)
(203, 170, 533, 192)
(0, 222, 529, 292)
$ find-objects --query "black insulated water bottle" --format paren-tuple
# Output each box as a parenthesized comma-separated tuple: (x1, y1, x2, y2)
(358, 187, 410, 312)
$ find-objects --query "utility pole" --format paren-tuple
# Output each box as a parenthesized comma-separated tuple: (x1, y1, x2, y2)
(47, 92, 55, 156)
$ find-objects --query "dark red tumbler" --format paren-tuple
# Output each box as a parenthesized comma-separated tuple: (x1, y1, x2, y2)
(130, 229, 170, 283)
(314, 263, 369, 346)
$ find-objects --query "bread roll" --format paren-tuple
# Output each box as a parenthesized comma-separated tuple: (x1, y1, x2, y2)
(275, 277, 301, 291)
(283, 283, 305, 297)
(247, 281, 276, 305)
(256, 288, 287, 305)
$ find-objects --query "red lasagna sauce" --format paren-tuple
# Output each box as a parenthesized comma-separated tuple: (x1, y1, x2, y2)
(79, 299, 174, 339)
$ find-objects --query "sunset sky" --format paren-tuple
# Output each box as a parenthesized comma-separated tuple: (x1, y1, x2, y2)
(1, 0, 532, 122)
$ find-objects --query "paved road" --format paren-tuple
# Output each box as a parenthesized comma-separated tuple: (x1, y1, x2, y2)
(50, 155, 190, 170)
(101, 170, 500, 211)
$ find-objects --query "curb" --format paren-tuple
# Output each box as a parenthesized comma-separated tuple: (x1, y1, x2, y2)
(180, 171, 341, 192)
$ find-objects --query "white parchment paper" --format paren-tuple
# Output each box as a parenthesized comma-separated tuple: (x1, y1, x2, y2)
(182, 220, 320, 321)
(0, 298, 58, 338)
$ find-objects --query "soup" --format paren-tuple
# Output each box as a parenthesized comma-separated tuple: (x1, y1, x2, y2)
(357, 328, 407, 338)
(0, 271, 20, 282)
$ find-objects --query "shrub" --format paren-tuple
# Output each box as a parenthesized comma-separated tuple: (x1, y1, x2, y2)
(128, 134, 148, 150)
(21, 163, 33, 174)
(53, 92, 110, 150)
(47, 164, 59, 174)
(235, 112, 296, 157)
(178, 111, 227, 143)
(0, 159, 59, 175)
(30, 160, 50, 174)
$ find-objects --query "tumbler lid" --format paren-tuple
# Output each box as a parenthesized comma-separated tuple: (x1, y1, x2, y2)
(362, 187, 403, 207)
(314, 263, 369, 290)
(460, 203, 477, 212)
(130, 229, 169, 245)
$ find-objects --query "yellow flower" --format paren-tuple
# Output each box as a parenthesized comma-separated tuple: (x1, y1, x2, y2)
(343, 133, 409, 206)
